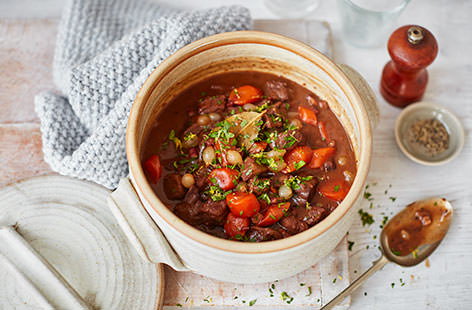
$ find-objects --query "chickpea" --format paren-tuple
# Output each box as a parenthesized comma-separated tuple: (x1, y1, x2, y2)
(181, 173, 195, 188)
(197, 114, 211, 126)
(208, 112, 222, 122)
(243, 103, 257, 111)
(202, 146, 216, 165)
(227, 150, 243, 165)
(279, 184, 293, 199)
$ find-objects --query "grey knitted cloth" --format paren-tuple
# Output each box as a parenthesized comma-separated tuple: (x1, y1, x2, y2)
(34, 0, 251, 189)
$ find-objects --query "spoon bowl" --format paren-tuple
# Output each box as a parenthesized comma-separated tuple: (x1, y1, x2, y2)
(322, 197, 453, 309)
(381, 197, 453, 267)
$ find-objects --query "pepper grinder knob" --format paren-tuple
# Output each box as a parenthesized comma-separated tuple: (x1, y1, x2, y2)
(380, 25, 438, 108)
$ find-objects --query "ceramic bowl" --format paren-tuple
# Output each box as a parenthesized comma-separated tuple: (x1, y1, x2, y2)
(109, 31, 379, 283)
(395, 101, 465, 166)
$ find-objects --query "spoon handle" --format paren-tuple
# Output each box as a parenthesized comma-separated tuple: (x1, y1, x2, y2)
(321, 255, 389, 309)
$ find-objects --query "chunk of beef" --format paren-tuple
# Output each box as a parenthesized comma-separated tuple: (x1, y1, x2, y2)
(280, 215, 309, 234)
(265, 80, 289, 101)
(184, 185, 200, 205)
(198, 95, 226, 114)
(247, 177, 271, 196)
(262, 103, 285, 129)
(183, 123, 204, 137)
(163, 174, 186, 200)
(303, 206, 327, 226)
(270, 129, 303, 151)
(291, 177, 318, 207)
(248, 142, 268, 154)
(271, 173, 290, 188)
(194, 166, 210, 188)
(175, 199, 228, 227)
(246, 226, 283, 242)
(241, 157, 268, 182)
(199, 200, 228, 226)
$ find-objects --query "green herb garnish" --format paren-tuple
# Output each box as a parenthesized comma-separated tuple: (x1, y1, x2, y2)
(358, 209, 374, 226)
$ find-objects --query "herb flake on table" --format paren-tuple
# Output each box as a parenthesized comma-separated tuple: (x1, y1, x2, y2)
(249, 299, 257, 306)
(306, 286, 312, 296)
(358, 209, 374, 226)
(280, 291, 294, 304)
(348, 240, 355, 251)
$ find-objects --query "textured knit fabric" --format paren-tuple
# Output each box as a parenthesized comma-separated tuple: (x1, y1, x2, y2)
(35, 0, 251, 189)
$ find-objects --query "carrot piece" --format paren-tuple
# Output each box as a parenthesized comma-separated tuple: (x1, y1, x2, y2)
(283, 146, 313, 173)
(229, 85, 263, 106)
(318, 179, 350, 202)
(256, 202, 291, 226)
(226, 192, 261, 218)
(143, 155, 162, 183)
(298, 106, 318, 126)
(309, 147, 336, 169)
(224, 213, 250, 239)
(208, 168, 239, 190)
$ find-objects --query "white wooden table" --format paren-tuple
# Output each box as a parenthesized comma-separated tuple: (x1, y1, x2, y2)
(1, 0, 471, 309)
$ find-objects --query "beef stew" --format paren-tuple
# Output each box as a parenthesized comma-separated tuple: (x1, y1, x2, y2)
(142, 71, 357, 242)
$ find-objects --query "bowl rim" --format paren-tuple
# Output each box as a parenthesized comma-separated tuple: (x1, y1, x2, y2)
(126, 30, 372, 254)
(394, 101, 465, 166)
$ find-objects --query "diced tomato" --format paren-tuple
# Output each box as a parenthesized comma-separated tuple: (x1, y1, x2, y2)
(318, 179, 350, 202)
(298, 106, 318, 126)
(318, 121, 329, 141)
(249, 141, 268, 154)
(226, 192, 261, 218)
(208, 168, 239, 190)
(224, 213, 250, 239)
(309, 147, 336, 169)
(143, 155, 162, 183)
(283, 146, 313, 173)
(257, 202, 291, 226)
(229, 85, 263, 106)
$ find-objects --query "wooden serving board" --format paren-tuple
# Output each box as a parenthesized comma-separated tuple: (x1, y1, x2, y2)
(0, 18, 350, 309)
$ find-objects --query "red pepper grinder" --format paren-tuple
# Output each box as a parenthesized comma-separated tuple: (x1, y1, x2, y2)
(380, 25, 438, 108)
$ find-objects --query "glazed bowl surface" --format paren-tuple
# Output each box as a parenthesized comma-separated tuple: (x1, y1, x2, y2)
(124, 31, 376, 283)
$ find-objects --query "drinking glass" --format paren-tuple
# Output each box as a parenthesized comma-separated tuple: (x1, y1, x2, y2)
(337, 0, 410, 48)
(264, 0, 321, 18)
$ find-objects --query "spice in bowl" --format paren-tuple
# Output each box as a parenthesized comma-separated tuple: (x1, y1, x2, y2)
(408, 118, 449, 156)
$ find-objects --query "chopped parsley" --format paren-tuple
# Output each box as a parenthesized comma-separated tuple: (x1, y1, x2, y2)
(358, 209, 374, 226)
(334, 185, 340, 192)
(248, 299, 257, 306)
(183, 132, 197, 142)
(168, 129, 183, 152)
(251, 151, 282, 171)
(203, 296, 212, 303)
(205, 185, 232, 201)
(280, 291, 294, 304)
(348, 240, 355, 251)
(306, 286, 312, 296)
(176, 303, 182, 307)
(364, 191, 373, 201)
(389, 196, 397, 202)
(208, 120, 235, 143)
(258, 193, 271, 204)
(293, 160, 306, 170)
(380, 216, 389, 228)
(284, 175, 313, 190)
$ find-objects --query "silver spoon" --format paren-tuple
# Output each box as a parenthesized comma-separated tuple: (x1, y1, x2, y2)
(322, 197, 453, 309)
